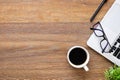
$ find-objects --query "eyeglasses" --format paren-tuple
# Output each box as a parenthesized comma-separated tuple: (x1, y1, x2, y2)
(90, 22, 111, 53)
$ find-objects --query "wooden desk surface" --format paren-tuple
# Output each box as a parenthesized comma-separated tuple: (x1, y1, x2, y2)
(0, 0, 114, 80)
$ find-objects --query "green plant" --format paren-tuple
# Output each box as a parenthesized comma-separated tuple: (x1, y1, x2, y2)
(105, 65, 120, 80)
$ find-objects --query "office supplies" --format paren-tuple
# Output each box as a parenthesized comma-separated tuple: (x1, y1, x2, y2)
(87, 0, 120, 66)
(109, 34, 120, 59)
(90, 0, 107, 22)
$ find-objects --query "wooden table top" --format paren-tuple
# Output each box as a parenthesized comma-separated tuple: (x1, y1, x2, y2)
(0, 0, 114, 80)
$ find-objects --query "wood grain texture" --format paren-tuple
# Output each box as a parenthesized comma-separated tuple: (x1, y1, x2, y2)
(0, 0, 114, 80)
(0, 23, 113, 80)
(0, 0, 114, 23)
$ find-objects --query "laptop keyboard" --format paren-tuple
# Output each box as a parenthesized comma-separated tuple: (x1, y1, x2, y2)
(109, 36, 120, 59)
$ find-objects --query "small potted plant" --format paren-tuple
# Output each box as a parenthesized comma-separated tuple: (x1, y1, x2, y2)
(105, 65, 120, 80)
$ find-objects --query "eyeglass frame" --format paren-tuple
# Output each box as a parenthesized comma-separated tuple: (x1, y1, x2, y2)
(90, 22, 112, 53)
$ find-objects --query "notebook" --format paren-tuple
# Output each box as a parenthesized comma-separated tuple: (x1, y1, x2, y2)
(87, 0, 120, 66)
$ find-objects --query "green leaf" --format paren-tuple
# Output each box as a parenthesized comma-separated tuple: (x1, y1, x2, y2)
(104, 65, 120, 80)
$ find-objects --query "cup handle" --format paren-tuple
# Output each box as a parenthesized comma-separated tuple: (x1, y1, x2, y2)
(83, 66, 89, 71)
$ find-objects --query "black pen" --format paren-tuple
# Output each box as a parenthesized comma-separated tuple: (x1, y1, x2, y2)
(90, 0, 107, 22)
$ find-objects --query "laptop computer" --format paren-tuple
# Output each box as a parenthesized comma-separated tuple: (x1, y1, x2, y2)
(87, 0, 120, 66)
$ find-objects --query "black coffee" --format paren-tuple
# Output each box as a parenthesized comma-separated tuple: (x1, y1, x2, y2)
(69, 48, 87, 65)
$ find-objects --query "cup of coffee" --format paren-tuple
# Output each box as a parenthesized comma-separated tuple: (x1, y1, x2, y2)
(67, 46, 90, 71)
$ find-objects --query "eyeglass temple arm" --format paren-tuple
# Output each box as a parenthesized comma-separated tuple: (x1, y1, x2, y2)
(90, 28, 103, 32)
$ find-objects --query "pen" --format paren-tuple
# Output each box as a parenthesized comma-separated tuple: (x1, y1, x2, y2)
(90, 0, 107, 22)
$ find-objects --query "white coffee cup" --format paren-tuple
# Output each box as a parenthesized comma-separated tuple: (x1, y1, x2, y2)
(67, 46, 90, 71)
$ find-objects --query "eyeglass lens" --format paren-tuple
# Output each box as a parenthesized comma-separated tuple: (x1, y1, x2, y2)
(94, 23, 104, 37)
(100, 39, 111, 53)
